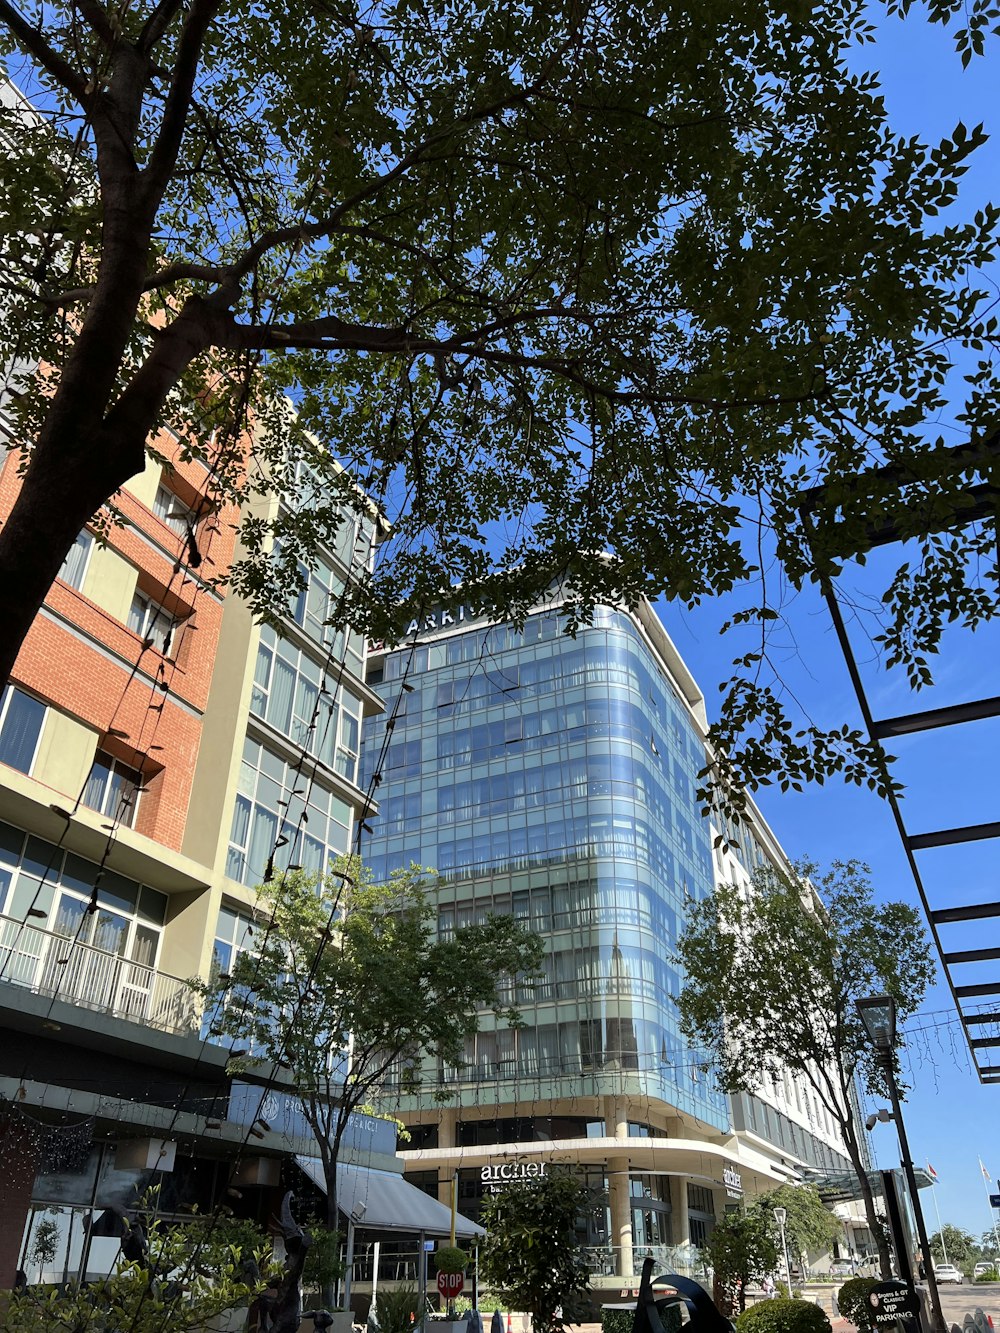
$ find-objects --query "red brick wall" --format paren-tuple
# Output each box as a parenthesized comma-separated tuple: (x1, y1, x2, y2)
(0, 431, 245, 853)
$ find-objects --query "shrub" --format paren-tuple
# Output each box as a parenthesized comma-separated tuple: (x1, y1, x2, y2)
(435, 1247, 470, 1275)
(835, 1278, 879, 1328)
(601, 1309, 634, 1333)
(736, 1299, 831, 1333)
(976, 1269, 999, 1283)
(377, 1284, 418, 1333)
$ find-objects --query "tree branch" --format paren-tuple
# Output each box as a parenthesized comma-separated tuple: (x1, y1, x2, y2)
(143, 0, 221, 198)
(0, 0, 88, 97)
(215, 310, 825, 410)
(72, 0, 115, 46)
(48, 259, 229, 306)
(221, 67, 568, 288)
(136, 0, 186, 55)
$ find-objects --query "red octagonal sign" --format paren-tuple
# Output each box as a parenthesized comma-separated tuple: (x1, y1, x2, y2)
(437, 1272, 465, 1299)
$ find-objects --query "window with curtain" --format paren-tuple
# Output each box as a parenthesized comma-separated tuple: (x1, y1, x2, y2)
(128, 589, 179, 654)
(57, 531, 93, 590)
(0, 687, 45, 774)
(83, 752, 142, 826)
(227, 737, 351, 886)
(152, 481, 197, 536)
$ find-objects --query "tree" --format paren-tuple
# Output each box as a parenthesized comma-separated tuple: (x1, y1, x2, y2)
(980, 1230, 1000, 1260)
(675, 859, 935, 1280)
(478, 1171, 598, 1333)
(191, 857, 543, 1299)
(701, 1212, 778, 1316)
(26, 1213, 59, 1282)
(928, 1225, 979, 1268)
(1, 0, 999, 801)
(749, 1185, 842, 1270)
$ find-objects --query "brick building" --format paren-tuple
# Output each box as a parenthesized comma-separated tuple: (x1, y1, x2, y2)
(0, 426, 388, 1284)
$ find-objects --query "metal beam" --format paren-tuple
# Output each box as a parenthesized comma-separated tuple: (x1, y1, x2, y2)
(907, 821, 1000, 851)
(955, 982, 1000, 998)
(944, 947, 1000, 964)
(873, 696, 1000, 739)
(931, 902, 1000, 925)
(970, 1036, 1000, 1049)
(963, 1013, 1000, 1026)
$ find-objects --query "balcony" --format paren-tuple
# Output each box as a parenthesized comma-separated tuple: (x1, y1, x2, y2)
(0, 912, 199, 1038)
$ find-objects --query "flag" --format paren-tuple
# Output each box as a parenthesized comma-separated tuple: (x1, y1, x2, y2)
(981, 1159, 991, 1181)
(926, 1163, 938, 1182)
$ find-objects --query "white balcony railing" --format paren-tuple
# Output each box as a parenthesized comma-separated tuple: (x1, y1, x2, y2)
(0, 912, 199, 1037)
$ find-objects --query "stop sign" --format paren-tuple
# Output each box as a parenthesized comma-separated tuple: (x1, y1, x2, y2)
(437, 1272, 465, 1299)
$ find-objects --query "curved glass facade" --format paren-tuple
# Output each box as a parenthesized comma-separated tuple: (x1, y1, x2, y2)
(360, 606, 728, 1131)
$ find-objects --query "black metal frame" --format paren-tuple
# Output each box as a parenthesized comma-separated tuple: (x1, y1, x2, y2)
(796, 437, 1000, 1085)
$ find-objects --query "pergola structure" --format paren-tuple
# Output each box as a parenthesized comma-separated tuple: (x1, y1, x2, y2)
(796, 436, 1000, 1085)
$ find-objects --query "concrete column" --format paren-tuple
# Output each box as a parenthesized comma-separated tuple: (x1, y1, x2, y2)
(605, 1095, 629, 1141)
(674, 1178, 690, 1246)
(608, 1155, 634, 1279)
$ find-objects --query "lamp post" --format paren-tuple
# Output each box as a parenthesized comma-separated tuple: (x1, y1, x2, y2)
(773, 1206, 792, 1295)
(856, 995, 946, 1333)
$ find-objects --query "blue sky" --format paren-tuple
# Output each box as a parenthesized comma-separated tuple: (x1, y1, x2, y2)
(659, 5, 1000, 1245)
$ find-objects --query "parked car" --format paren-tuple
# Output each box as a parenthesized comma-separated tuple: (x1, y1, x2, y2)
(973, 1261, 998, 1279)
(934, 1264, 964, 1284)
(830, 1261, 855, 1277)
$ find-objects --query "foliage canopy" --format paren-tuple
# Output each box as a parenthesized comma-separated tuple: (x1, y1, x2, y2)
(702, 1212, 778, 1315)
(191, 859, 543, 1235)
(749, 1185, 842, 1265)
(0, 0, 999, 798)
(676, 859, 934, 1276)
(478, 1171, 598, 1333)
(928, 1225, 980, 1267)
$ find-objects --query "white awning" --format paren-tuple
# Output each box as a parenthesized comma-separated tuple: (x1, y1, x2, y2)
(296, 1156, 485, 1238)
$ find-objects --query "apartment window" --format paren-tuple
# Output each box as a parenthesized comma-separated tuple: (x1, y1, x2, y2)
(83, 752, 142, 826)
(57, 531, 93, 591)
(0, 686, 45, 774)
(152, 481, 197, 536)
(227, 737, 351, 886)
(128, 590, 178, 655)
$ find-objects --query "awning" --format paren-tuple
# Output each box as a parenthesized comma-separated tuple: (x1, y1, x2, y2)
(296, 1157, 485, 1238)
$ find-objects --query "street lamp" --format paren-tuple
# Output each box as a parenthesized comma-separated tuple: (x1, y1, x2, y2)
(773, 1206, 792, 1295)
(856, 995, 946, 1333)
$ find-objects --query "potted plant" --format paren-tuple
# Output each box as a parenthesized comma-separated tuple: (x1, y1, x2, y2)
(434, 1246, 471, 1333)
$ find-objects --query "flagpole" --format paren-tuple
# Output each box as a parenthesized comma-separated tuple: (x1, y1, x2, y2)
(978, 1158, 1000, 1254)
(930, 1182, 949, 1266)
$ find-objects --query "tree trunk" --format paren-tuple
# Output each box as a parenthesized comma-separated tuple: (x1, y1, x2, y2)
(0, 419, 146, 687)
(842, 1125, 893, 1279)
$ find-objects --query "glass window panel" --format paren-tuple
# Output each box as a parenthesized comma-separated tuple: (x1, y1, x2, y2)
(0, 822, 24, 865)
(58, 530, 93, 589)
(0, 687, 45, 774)
(10, 874, 54, 920)
(247, 805, 278, 883)
(138, 886, 168, 925)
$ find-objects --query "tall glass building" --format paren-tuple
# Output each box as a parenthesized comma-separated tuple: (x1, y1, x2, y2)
(360, 596, 855, 1284)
